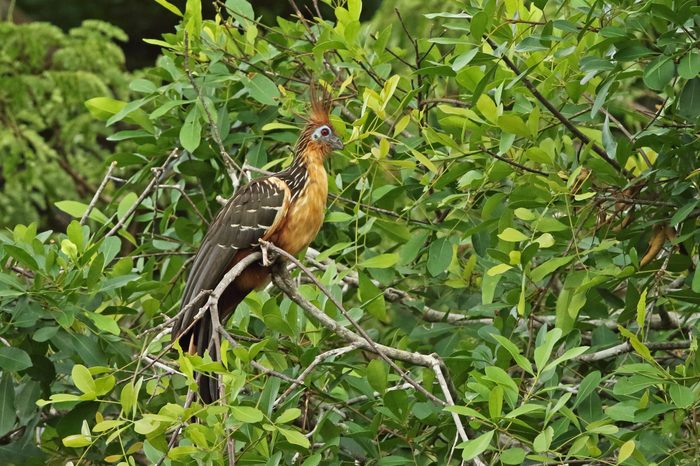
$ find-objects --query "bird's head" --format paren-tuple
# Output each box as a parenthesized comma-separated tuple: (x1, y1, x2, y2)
(297, 85, 344, 158)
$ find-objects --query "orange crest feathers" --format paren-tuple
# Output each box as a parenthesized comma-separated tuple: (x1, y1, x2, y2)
(308, 83, 332, 127)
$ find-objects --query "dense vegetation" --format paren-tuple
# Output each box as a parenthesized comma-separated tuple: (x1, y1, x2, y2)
(1, 0, 699, 465)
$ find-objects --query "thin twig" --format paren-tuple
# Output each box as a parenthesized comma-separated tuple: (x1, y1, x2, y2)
(482, 148, 548, 176)
(105, 148, 179, 237)
(273, 344, 359, 407)
(157, 184, 209, 225)
(81, 161, 116, 225)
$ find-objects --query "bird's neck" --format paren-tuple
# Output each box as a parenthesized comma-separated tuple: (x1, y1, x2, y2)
(279, 148, 327, 200)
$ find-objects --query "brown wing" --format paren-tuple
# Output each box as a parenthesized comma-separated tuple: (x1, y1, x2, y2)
(172, 176, 290, 345)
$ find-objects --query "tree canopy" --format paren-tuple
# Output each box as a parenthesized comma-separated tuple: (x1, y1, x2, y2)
(0, 0, 699, 465)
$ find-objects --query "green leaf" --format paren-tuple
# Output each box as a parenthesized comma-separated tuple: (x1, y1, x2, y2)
(543, 346, 589, 372)
(154, 0, 183, 16)
(678, 78, 700, 119)
(0, 373, 16, 437)
(54, 201, 109, 224)
(487, 263, 512, 276)
(504, 403, 545, 419)
(445, 405, 488, 421)
(358, 273, 386, 321)
(278, 427, 310, 448)
(618, 440, 635, 463)
(62, 434, 92, 448)
(488, 385, 503, 418)
(498, 114, 529, 137)
(86, 312, 120, 336)
(498, 227, 529, 242)
(301, 454, 322, 466)
(359, 253, 398, 269)
(458, 429, 494, 461)
(117, 192, 139, 223)
(275, 408, 301, 424)
(367, 359, 388, 394)
(678, 51, 700, 80)
(491, 334, 534, 375)
(0, 347, 32, 372)
(244, 74, 280, 106)
(671, 200, 699, 226)
(669, 384, 694, 409)
(533, 426, 553, 452)
(692, 268, 700, 293)
(427, 237, 453, 276)
(475, 94, 498, 124)
(643, 55, 675, 91)
(636, 288, 648, 328)
(180, 107, 202, 153)
(530, 256, 574, 282)
(3, 245, 38, 271)
(573, 371, 601, 408)
(501, 448, 526, 465)
(226, 0, 255, 26)
(72, 364, 96, 397)
(534, 327, 562, 371)
(230, 406, 264, 423)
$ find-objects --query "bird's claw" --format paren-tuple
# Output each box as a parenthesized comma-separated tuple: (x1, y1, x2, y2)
(259, 239, 277, 267)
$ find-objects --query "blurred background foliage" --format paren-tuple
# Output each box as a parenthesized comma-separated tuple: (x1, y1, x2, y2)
(0, 0, 699, 465)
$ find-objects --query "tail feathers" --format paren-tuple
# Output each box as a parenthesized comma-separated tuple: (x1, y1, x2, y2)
(176, 288, 245, 404)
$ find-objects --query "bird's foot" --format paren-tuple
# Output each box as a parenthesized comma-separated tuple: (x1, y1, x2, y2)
(259, 239, 278, 267)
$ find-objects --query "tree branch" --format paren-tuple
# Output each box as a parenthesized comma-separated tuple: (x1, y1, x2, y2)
(577, 340, 690, 363)
(105, 148, 179, 237)
(81, 161, 116, 225)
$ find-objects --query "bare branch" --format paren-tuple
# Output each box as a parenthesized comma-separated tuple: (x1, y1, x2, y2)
(273, 344, 359, 407)
(105, 148, 179, 237)
(81, 161, 116, 225)
(577, 340, 690, 363)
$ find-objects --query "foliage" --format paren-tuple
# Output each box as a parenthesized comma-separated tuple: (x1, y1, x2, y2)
(0, 20, 131, 229)
(1, 0, 700, 465)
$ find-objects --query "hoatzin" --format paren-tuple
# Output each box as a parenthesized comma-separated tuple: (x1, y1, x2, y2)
(172, 88, 343, 403)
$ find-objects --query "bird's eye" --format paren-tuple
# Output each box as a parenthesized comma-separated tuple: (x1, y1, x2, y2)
(320, 127, 330, 137)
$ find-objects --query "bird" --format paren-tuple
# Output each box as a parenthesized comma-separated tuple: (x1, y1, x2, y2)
(172, 86, 344, 403)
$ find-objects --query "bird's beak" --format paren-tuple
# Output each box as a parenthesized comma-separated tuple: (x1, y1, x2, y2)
(329, 134, 344, 150)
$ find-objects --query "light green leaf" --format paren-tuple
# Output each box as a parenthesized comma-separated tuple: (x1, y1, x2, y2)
(530, 256, 574, 282)
(62, 434, 92, 448)
(180, 107, 202, 153)
(230, 406, 264, 423)
(533, 426, 553, 452)
(487, 263, 512, 276)
(618, 440, 635, 463)
(275, 408, 301, 424)
(366, 359, 388, 394)
(72, 364, 96, 397)
(458, 430, 494, 461)
(360, 253, 399, 269)
(154, 0, 183, 16)
(278, 426, 310, 448)
(498, 227, 529, 242)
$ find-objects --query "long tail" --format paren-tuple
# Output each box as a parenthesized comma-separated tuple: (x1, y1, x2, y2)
(176, 290, 244, 403)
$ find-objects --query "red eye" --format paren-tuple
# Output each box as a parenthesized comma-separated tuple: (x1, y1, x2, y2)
(320, 127, 330, 137)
